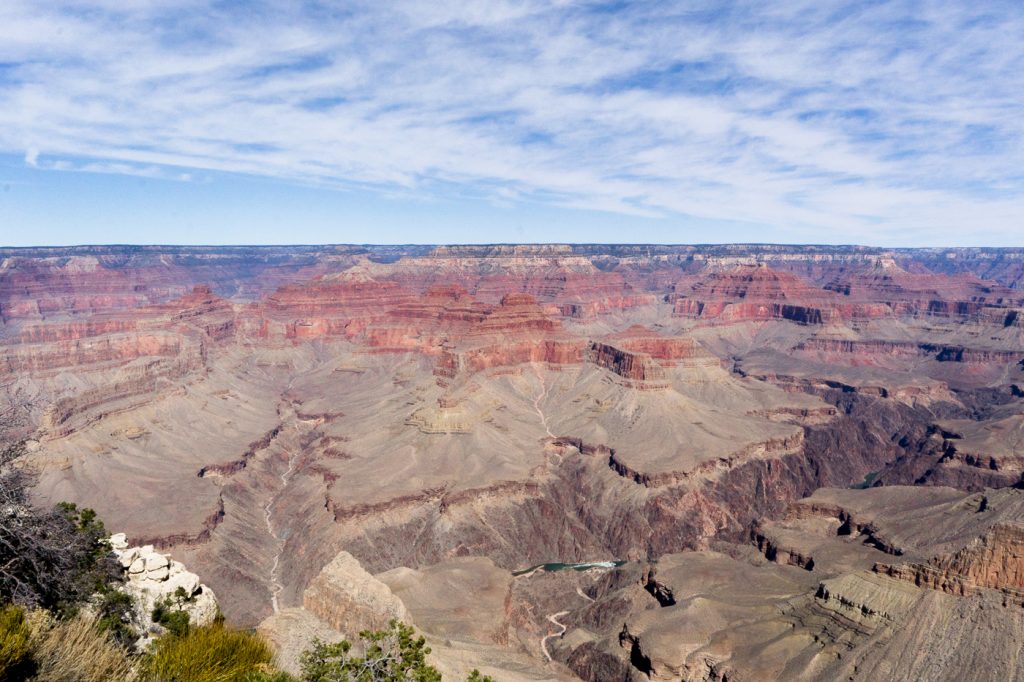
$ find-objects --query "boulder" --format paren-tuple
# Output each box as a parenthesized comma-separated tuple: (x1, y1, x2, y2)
(164, 570, 200, 599)
(109, 532, 129, 551)
(118, 546, 140, 569)
(145, 553, 170, 572)
(146, 566, 170, 581)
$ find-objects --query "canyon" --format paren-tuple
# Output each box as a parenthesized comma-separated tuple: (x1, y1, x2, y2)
(2, 243, 1024, 680)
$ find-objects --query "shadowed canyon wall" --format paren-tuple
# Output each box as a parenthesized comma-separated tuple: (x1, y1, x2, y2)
(3, 244, 1024, 680)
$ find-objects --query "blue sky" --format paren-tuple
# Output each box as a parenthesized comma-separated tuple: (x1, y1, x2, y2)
(0, 1, 1022, 246)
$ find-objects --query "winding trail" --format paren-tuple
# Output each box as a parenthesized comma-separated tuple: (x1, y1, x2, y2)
(576, 586, 595, 603)
(264, 445, 298, 613)
(541, 611, 570, 662)
(531, 363, 555, 439)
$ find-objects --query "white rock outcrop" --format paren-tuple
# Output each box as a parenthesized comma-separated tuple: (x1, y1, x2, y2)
(108, 533, 218, 645)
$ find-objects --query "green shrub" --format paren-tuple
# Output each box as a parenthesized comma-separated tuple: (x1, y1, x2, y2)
(301, 619, 441, 682)
(0, 604, 34, 681)
(55, 502, 117, 583)
(152, 594, 191, 638)
(144, 621, 275, 681)
(95, 586, 138, 647)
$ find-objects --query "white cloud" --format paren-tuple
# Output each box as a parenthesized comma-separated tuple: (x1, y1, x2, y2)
(0, 0, 1022, 244)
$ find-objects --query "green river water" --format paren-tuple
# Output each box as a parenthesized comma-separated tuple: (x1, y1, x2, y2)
(512, 560, 627, 576)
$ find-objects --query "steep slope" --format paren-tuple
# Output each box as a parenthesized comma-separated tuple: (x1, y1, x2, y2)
(3, 243, 1024, 680)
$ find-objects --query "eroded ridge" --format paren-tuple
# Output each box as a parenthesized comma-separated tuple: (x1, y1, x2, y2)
(6, 244, 1024, 680)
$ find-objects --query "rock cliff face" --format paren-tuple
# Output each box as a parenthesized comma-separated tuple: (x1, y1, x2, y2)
(795, 338, 1024, 365)
(670, 264, 845, 324)
(108, 533, 218, 647)
(39, 351, 204, 439)
(585, 342, 666, 386)
(301, 551, 409, 637)
(259, 278, 414, 340)
(875, 522, 1024, 603)
(822, 257, 1024, 320)
(4, 244, 1024, 680)
(548, 487, 1024, 682)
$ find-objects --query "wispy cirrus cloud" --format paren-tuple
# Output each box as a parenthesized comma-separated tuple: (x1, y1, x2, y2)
(0, 0, 1022, 243)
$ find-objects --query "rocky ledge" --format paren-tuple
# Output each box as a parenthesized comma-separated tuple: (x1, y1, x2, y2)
(108, 532, 219, 646)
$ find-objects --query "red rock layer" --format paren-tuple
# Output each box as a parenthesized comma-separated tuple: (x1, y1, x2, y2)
(0, 248, 340, 322)
(467, 293, 561, 337)
(1, 333, 189, 374)
(1, 286, 244, 442)
(604, 325, 717, 366)
(0, 256, 164, 321)
(256, 278, 415, 340)
(15, 319, 139, 343)
(144, 285, 237, 341)
(586, 342, 666, 386)
(670, 265, 845, 325)
(0, 286, 237, 376)
(459, 339, 585, 374)
(668, 259, 1024, 325)
(795, 338, 1024, 365)
(823, 258, 1024, 321)
(875, 523, 1024, 604)
(389, 292, 586, 375)
(675, 299, 838, 325)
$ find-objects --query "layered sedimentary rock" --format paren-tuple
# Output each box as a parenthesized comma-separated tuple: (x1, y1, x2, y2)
(875, 522, 1024, 603)
(795, 338, 1024, 365)
(785, 486, 1024, 604)
(607, 326, 717, 365)
(4, 244, 1024, 680)
(549, 486, 1024, 681)
(257, 277, 416, 340)
(423, 292, 586, 376)
(585, 342, 666, 386)
(670, 264, 845, 325)
(2, 332, 191, 374)
(0, 246, 353, 323)
(822, 256, 1024, 321)
(582, 328, 718, 388)
(301, 551, 409, 636)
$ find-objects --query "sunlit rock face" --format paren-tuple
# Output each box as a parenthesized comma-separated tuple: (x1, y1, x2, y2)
(3, 244, 1024, 680)
(108, 533, 218, 648)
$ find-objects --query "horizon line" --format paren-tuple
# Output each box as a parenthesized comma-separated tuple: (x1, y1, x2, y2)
(1, 242, 1020, 251)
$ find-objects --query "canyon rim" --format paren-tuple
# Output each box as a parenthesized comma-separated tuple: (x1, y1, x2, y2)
(2, 243, 1024, 679)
